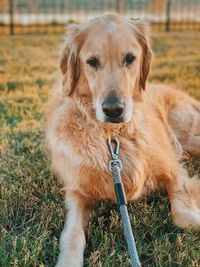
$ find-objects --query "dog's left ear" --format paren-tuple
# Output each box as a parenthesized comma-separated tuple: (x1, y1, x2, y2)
(60, 26, 81, 97)
(129, 19, 152, 90)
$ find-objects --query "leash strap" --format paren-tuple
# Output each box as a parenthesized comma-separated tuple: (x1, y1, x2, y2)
(108, 138, 141, 267)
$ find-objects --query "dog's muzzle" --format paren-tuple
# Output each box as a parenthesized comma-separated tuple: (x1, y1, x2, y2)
(102, 95, 124, 123)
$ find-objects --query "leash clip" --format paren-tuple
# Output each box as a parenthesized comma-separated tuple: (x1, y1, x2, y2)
(108, 138, 122, 172)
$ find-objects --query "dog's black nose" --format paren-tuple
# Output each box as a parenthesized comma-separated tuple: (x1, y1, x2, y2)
(102, 96, 124, 118)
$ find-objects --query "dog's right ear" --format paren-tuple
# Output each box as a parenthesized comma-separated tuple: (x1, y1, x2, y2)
(129, 19, 152, 91)
(60, 26, 80, 96)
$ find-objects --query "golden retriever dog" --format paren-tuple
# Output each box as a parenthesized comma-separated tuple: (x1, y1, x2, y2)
(46, 13, 200, 267)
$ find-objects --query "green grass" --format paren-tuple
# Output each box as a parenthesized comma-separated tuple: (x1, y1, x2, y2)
(0, 32, 200, 267)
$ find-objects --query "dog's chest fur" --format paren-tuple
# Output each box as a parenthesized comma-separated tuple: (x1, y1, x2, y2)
(50, 107, 157, 202)
(48, 97, 176, 202)
(78, 133, 147, 202)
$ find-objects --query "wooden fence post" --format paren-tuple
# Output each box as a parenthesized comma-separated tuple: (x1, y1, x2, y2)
(116, 0, 120, 13)
(9, 0, 14, 35)
(166, 0, 171, 32)
(115, 0, 125, 14)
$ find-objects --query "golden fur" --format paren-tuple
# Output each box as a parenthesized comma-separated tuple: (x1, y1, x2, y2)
(46, 14, 200, 267)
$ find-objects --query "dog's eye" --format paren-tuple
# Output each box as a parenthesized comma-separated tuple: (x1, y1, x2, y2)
(124, 53, 136, 66)
(86, 57, 99, 69)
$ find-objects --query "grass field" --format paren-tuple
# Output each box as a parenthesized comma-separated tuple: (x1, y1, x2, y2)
(0, 31, 200, 267)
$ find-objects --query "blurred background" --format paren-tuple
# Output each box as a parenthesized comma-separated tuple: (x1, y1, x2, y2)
(1, 0, 200, 34)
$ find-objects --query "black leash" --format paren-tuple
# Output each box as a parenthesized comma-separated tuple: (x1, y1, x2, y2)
(108, 138, 141, 267)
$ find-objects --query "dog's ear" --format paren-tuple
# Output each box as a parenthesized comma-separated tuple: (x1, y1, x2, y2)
(60, 26, 81, 96)
(129, 19, 152, 90)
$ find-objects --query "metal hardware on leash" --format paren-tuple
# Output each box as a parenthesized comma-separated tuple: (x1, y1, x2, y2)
(108, 138, 122, 172)
(108, 138, 141, 267)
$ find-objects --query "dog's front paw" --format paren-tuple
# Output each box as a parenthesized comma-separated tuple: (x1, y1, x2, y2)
(55, 252, 84, 267)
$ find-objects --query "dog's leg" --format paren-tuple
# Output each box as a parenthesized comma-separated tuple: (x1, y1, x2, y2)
(169, 100, 200, 157)
(167, 169, 200, 228)
(56, 193, 91, 267)
(184, 135, 200, 157)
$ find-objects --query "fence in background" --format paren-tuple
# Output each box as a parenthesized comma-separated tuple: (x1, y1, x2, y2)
(0, 0, 200, 35)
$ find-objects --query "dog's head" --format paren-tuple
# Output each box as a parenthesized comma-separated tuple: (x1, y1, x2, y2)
(60, 13, 152, 123)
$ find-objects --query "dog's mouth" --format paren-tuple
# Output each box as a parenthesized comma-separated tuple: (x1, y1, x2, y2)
(105, 116, 124, 124)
